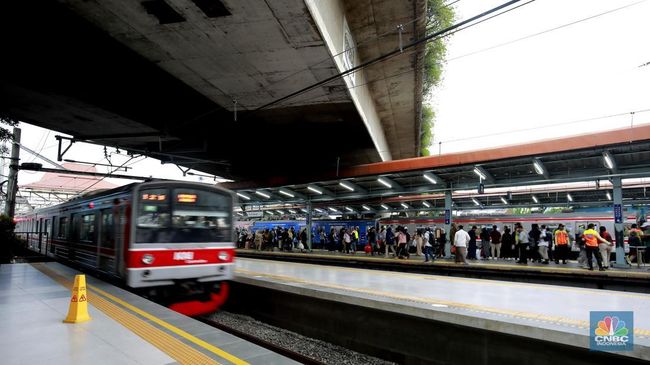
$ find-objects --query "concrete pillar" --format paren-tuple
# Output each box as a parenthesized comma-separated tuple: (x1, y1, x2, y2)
(4, 128, 21, 217)
(306, 200, 313, 252)
(444, 190, 453, 258)
(612, 177, 627, 267)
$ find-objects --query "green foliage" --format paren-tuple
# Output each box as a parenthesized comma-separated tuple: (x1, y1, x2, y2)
(0, 114, 19, 155)
(419, 0, 455, 156)
(0, 214, 18, 263)
(509, 207, 532, 215)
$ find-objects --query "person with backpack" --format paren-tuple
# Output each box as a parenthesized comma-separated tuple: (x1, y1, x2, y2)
(424, 228, 435, 263)
(628, 223, 643, 264)
(385, 226, 396, 258)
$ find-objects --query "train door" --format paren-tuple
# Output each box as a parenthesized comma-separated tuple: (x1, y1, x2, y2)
(38, 218, 43, 251)
(43, 218, 51, 255)
(98, 208, 117, 274)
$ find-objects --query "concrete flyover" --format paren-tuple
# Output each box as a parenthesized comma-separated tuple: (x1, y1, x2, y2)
(0, 0, 427, 179)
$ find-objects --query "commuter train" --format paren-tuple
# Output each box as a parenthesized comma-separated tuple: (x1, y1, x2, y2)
(15, 181, 235, 316)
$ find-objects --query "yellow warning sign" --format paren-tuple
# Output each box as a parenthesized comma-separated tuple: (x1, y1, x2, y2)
(63, 274, 91, 324)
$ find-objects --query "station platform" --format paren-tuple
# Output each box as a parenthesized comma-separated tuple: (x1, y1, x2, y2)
(235, 249, 650, 293)
(233, 257, 650, 363)
(0, 262, 298, 365)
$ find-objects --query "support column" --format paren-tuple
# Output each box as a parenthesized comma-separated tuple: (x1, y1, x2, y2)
(306, 200, 313, 252)
(4, 128, 21, 217)
(612, 177, 627, 267)
(444, 190, 453, 258)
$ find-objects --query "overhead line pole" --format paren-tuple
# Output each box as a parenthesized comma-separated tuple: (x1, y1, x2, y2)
(4, 128, 21, 217)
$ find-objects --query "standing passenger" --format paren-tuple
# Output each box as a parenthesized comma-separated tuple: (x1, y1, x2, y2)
(467, 226, 478, 260)
(480, 227, 490, 260)
(385, 226, 396, 257)
(581, 223, 610, 271)
(489, 225, 502, 259)
(368, 227, 377, 256)
(554, 224, 570, 264)
(599, 226, 614, 269)
(538, 225, 550, 264)
(501, 226, 515, 260)
(454, 225, 470, 265)
(424, 229, 435, 263)
(415, 230, 424, 256)
(516, 224, 530, 264)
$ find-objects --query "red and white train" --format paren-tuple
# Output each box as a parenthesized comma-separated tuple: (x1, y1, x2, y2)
(15, 181, 236, 316)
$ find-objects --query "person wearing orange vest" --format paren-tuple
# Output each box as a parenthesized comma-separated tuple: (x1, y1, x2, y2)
(554, 224, 571, 264)
(581, 223, 611, 271)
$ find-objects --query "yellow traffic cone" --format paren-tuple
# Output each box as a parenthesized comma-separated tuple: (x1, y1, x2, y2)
(63, 274, 92, 323)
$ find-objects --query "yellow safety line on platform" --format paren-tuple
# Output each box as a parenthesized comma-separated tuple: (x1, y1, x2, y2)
(241, 250, 650, 277)
(235, 267, 650, 338)
(32, 263, 249, 365)
(239, 257, 650, 300)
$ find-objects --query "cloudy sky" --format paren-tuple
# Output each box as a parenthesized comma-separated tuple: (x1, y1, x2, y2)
(430, 0, 650, 154)
(6, 0, 650, 187)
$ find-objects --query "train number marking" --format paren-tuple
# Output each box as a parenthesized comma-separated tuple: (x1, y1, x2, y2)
(173, 252, 194, 260)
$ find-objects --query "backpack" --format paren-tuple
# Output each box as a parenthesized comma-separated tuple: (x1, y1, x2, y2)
(629, 230, 641, 245)
(546, 231, 553, 243)
(429, 231, 436, 246)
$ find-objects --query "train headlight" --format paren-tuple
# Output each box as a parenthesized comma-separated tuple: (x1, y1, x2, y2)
(142, 254, 155, 265)
(218, 251, 230, 261)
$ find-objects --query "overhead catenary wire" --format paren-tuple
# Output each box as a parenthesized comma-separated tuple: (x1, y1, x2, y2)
(247, 0, 524, 115)
(448, 0, 648, 61)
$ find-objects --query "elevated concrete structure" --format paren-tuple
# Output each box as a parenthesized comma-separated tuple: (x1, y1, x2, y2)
(0, 0, 427, 179)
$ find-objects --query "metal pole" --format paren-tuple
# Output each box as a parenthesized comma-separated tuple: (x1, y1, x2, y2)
(4, 128, 21, 217)
(306, 200, 313, 252)
(612, 177, 627, 267)
(444, 190, 453, 258)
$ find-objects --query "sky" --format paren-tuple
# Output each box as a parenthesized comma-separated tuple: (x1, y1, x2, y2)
(4, 0, 650, 189)
(430, 0, 650, 154)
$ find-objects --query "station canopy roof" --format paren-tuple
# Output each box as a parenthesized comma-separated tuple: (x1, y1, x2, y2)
(224, 125, 650, 215)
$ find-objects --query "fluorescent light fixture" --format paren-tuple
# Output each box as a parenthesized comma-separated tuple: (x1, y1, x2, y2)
(339, 181, 355, 191)
(500, 197, 508, 205)
(362, 205, 371, 211)
(328, 207, 338, 212)
(532, 195, 539, 204)
(603, 152, 615, 169)
(276, 210, 285, 214)
(567, 193, 573, 202)
(300, 208, 308, 213)
(377, 177, 392, 188)
(423, 172, 437, 184)
(473, 167, 486, 180)
(236, 212, 244, 216)
(533, 160, 544, 175)
(255, 191, 270, 199)
(345, 207, 354, 212)
(606, 192, 612, 201)
(278, 190, 294, 198)
(422, 201, 431, 208)
(236, 192, 251, 200)
(307, 186, 323, 194)
(265, 210, 274, 215)
(315, 208, 325, 213)
(472, 198, 480, 206)
(381, 204, 390, 210)
(288, 209, 297, 214)
(400, 203, 408, 209)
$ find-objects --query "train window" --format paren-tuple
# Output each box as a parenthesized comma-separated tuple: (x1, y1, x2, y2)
(137, 188, 170, 228)
(100, 210, 115, 248)
(170, 188, 232, 242)
(80, 214, 96, 243)
(58, 217, 69, 239)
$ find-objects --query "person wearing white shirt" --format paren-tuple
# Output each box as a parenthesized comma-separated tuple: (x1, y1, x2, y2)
(538, 225, 550, 264)
(454, 225, 471, 265)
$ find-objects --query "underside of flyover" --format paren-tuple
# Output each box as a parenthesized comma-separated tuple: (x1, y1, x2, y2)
(0, 0, 422, 180)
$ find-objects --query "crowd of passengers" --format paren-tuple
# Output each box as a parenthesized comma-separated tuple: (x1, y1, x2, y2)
(236, 222, 646, 271)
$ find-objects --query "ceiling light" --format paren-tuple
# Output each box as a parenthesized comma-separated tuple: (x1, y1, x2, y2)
(603, 152, 615, 170)
(300, 208, 308, 213)
(381, 204, 390, 210)
(345, 207, 354, 212)
(236, 212, 244, 216)
(473, 167, 486, 180)
(288, 209, 297, 214)
(279, 190, 294, 198)
(328, 207, 338, 212)
(362, 205, 371, 211)
(533, 160, 544, 175)
(377, 177, 392, 188)
(276, 210, 284, 214)
(339, 181, 355, 191)
(567, 194, 573, 202)
(532, 195, 538, 204)
(255, 191, 270, 199)
(265, 210, 274, 215)
(315, 208, 325, 213)
(422, 201, 431, 208)
(423, 172, 437, 184)
(236, 192, 251, 200)
(307, 186, 323, 194)
(500, 197, 508, 205)
(606, 192, 612, 201)
(472, 198, 480, 206)
(400, 203, 408, 209)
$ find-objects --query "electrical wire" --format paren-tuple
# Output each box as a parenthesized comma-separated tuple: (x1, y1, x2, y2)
(448, 0, 648, 61)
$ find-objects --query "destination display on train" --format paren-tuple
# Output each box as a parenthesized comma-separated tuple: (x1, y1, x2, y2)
(177, 193, 198, 203)
(142, 193, 166, 201)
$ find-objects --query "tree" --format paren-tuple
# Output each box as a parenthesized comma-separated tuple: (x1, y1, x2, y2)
(0, 114, 19, 155)
(420, 0, 455, 156)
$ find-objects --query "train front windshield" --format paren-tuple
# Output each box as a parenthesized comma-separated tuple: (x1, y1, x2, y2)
(136, 187, 232, 243)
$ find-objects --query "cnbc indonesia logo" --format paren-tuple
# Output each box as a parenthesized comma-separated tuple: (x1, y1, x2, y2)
(590, 311, 634, 351)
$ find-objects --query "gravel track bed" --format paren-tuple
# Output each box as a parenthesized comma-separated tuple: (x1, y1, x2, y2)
(208, 311, 395, 365)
